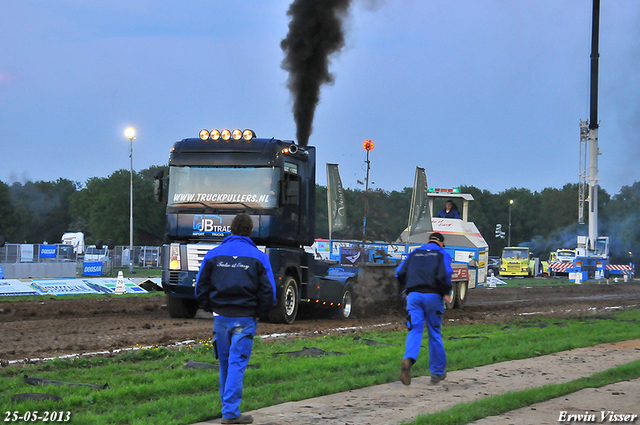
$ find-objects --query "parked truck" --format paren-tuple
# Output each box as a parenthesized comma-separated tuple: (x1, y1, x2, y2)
(61, 232, 84, 255)
(500, 247, 540, 277)
(154, 129, 357, 323)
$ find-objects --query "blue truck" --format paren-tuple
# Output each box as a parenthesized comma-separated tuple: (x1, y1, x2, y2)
(154, 129, 357, 323)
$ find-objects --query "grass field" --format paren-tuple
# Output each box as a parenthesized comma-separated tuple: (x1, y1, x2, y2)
(2, 309, 640, 424)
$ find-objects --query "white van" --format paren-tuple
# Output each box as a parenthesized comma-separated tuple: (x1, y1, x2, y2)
(84, 246, 109, 262)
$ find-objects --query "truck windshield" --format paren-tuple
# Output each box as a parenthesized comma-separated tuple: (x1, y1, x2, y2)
(168, 166, 279, 209)
(557, 250, 575, 258)
(503, 250, 527, 259)
(595, 239, 607, 256)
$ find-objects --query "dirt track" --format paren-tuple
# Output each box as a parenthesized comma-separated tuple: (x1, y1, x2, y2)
(1, 281, 639, 362)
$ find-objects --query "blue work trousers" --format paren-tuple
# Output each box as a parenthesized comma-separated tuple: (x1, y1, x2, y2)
(213, 316, 257, 419)
(403, 292, 446, 375)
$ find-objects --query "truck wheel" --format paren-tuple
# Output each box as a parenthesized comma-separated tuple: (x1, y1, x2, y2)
(454, 281, 468, 308)
(333, 282, 355, 319)
(445, 283, 458, 310)
(167, 295, 199, 318)
(269, 275, 299, 324)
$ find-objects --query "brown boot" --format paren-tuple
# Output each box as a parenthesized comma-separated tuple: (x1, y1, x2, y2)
(221, 414, 253, 424)
(400, 358, 414, 386)
(430, 371, 447, 385)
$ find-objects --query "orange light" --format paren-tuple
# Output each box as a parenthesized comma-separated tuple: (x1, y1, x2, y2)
(363, 139, 374, 151)
(316, 300, 319, 303)
(279, 276, 282, 280)
(307, 299, 311, 302)
(337, 303, 341, 306)
(323, 302, 326, 305)
(330, 303, 334, 306)
(283, 148, 289, 154)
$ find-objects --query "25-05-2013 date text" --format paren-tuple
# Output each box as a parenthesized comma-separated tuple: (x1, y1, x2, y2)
(5, 411, 71, 422)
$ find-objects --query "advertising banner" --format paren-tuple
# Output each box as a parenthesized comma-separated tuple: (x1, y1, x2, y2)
(29, 280, 100, 295)
(0, 279, 41, 297)
(39, 245, 57, 259)
(326, 163, 347, 238)
(83, 261, 103, 276)
(81, 278, 147, 294)
(0, 278, 148, 296)
(20, 244, 34, 262)
(0, 265, 3, 279)
(408, 167, 433, 237)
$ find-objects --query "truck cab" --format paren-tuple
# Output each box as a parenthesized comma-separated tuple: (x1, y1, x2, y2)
(555, 249, 576, 264)
(157, 129, 356, 323)
(500, 247, 538, 277)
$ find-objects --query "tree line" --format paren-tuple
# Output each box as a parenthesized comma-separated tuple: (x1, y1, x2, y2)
(1, 169, 639, 265)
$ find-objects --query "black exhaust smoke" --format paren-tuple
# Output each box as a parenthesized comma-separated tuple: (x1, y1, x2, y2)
(281, 0, 352, 146)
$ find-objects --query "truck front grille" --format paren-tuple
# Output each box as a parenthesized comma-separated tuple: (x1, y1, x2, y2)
(169, 271, 180, 285)
(186, 244, 220, 271)
(506, 263, 521, 272)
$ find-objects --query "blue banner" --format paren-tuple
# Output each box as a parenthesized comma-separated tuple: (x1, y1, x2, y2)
(39, 245, 57, 259)
(0, 265, 3, 279)
(83, 261, 103, 276)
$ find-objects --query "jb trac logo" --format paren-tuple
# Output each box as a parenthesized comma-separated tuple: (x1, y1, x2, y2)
(193, 215, 231, 236)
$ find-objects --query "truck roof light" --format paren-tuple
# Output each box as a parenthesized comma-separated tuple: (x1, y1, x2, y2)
(210, 129, 220, 141)
(242, 129, 255, 141)
(221, 129, 231, 141)
(199, 129, 210, 141)
(428, 188, 461, 193)
(282, 147, 290, 154)
(232, 129, 242, 140)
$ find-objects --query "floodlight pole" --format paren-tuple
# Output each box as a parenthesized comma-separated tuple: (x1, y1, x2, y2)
(125, 127, 136, 274)
(508, 199, 513, 246)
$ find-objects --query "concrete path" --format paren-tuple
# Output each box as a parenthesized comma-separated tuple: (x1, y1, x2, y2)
(193, 340, 640, 425)
(470, 377, 640, 425)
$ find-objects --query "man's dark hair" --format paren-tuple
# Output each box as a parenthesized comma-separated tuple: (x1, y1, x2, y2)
(231, 214, 253, 236)
(429, 232, 445, 243)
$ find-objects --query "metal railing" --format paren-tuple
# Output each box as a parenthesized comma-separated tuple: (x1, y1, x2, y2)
(0, 243, 162, 268)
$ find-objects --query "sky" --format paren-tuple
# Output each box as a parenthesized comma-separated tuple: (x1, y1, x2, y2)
(1, 0, 639, 196)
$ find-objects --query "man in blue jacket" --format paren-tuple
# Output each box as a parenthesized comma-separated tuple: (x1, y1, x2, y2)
(195, 213, 276, 424)
(436, 200, 460, 219)
(396, 232, 453, 386)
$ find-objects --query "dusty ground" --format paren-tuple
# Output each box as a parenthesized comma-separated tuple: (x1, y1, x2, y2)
(1, 280, 639, 362)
